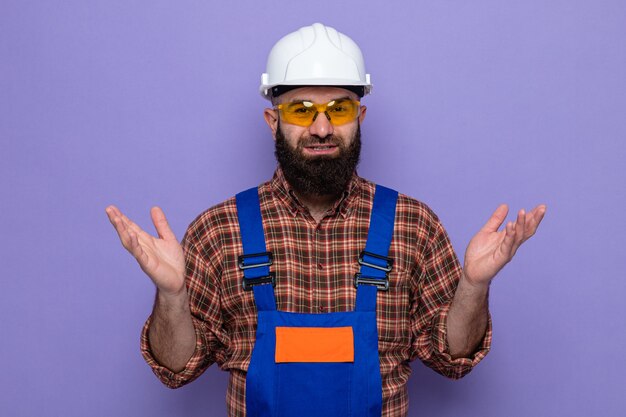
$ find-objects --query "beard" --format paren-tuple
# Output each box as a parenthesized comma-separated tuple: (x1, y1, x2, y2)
(274, 121, 361, 198)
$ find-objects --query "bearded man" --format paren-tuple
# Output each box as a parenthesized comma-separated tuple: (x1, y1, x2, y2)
(106, 23, 545, 417)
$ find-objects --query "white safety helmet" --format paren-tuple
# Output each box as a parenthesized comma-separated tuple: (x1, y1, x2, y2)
(260, 23, 372, 100)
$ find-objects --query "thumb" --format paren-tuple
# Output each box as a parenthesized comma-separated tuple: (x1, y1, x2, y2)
(480, 204, 509, 233)
(151, 206, 177, 241)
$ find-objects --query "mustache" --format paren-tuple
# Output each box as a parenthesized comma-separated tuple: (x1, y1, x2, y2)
(297, 135, 342, 147)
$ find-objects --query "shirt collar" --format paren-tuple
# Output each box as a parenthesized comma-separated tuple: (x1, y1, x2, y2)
(270, 167, 361, 219)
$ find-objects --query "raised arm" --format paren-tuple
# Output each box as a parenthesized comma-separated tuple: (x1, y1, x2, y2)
(105, 205, 195, 372)
(447, 204, 546, 358)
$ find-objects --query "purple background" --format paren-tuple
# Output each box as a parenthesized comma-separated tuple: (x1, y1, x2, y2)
(2, 1, 625, 416)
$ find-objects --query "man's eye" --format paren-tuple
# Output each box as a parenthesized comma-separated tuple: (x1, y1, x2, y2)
(329, 106, 347, 113)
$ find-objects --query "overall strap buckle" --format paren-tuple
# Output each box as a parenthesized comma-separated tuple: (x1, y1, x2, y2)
(358, 250, 393, 272)
(354, 273, 389, 291)
(242, 272, 276, 291)
(354, 251, 393, 291)
(238, 252, 273, 269)
(238, 252, 276, 291)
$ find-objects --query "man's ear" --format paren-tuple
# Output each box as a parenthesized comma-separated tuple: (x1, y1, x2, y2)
(264, 108, 279, 141)
(358, 105, 367, 124)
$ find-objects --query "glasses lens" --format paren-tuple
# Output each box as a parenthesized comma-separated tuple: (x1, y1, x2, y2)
(326, 99, 359, 126)
(280, 102, 317, 126)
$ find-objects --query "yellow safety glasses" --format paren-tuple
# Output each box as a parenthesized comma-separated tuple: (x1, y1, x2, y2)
(276, 98, 361, 127)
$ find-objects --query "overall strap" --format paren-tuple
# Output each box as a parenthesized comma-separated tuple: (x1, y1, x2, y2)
(355, 185, 398, 312)
(235, 187, 277, 311)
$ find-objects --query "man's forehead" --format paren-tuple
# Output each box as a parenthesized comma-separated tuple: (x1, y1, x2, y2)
(277, 86, 359, 103)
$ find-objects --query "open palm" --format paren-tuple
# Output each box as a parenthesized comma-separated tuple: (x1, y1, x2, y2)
(464, 204, 546, 286)
(106, 205, 185, 295)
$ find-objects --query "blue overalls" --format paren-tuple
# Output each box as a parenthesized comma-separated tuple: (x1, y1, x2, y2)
(235, 185, 398, 417)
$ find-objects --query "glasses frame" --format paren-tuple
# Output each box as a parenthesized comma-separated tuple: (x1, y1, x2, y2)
(274, 98, 361, 127)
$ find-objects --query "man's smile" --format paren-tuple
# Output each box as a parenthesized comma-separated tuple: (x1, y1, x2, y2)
(303, 143, 339, 156)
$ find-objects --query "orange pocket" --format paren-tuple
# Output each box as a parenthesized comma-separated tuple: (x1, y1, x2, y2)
(275, 326, 354, 363)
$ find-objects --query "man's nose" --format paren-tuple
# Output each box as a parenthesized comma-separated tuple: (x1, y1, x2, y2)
(309, 111, 334, 138)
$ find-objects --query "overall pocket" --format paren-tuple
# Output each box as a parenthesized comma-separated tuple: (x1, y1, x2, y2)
(275, 326, 354, 417)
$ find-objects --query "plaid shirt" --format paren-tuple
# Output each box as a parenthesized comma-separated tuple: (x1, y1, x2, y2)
(141, 168, 491, 417)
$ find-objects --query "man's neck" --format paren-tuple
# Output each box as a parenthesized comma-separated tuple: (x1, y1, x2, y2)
(292, 190, 341, 224)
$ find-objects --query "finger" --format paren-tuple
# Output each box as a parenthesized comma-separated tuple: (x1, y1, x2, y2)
(119, 222, 151, 266)
(128, 229, 150, 267)
(523, 204, 547, 241)
(151, 206, 177, 241)
(106, 208, 149, 256)
(106, 205, 134, 227)
(481, 204, 509, 233)
(106, 207, 131, 244)
(111, 215, 136, 252)
(105, 205, 123, 228)
(107, 206, 153, 241)
(498, 221, 516, 259)
(532, 204, 547, 227)
(512, 208, 526, 252)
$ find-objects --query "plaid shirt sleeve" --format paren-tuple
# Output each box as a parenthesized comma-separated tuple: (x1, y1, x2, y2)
(139, 210, 231, 388)
(409, 209, 492, 379)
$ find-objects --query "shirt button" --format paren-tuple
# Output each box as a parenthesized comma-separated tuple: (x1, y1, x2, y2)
(317, 263, 323, 270)
(318, 305, 326, 312)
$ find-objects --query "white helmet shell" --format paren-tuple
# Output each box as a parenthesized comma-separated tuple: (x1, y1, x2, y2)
(260, 23, 372, 100)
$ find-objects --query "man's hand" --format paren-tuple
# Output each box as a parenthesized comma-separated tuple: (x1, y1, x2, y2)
(105, 205, 185, 296)
(463, 204, 547, 287)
